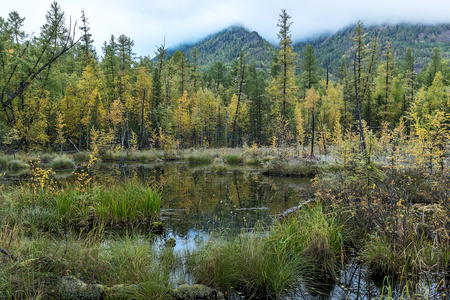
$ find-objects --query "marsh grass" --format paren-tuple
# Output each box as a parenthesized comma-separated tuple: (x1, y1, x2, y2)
(0, 154, 10, 168)
(270, 203, 349, 280)
(0, 228, 174, 299)
(101, 150, 165, 163)
(50, 155, 75, 169)
(224, 154, 241, 165)
(186, 151, 214, 164)
(73, 151, 91, 163)
(3, 182, 161, 228)
(196, 232, 302, 298)
(94, 182, 161, 224)
(7, 159, 29, 171)
(262, 158, 320, 177)
(193, 204, 349, 298)
(207, 158, 230, 173)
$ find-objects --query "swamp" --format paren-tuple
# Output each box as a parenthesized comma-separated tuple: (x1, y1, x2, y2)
(1, 145, 450, 299)
(2, 2, 450, 299)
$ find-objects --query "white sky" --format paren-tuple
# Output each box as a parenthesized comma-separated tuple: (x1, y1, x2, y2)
(2, 0, 450, 58)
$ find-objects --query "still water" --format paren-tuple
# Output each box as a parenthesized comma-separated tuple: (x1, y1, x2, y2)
(3, 161, 447, 299)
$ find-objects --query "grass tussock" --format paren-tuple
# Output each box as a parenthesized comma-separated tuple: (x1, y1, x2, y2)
(101, 149, 165, 163)
(223, 154, 241, 165)
(50, 155, 75, 170)
(270, 203, 349, 279)
(207, 158, 230, 173)
(7, 159, 29, 171)
(261, 157, 320, 177)
(196, 233, 301, 298)
(186, 151, 214, 165)
(194, 203, 349, 298)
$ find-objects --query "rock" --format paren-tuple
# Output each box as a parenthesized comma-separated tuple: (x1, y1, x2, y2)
(56, 275, 104, 300)
(172, 284, 225, 300)
(150, 222, 164, 235)
(165, 237, 176, 247)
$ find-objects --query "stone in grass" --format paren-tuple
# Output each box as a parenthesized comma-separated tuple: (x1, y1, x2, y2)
(165, 237, 176, 247)
(172, 284, 225, 300)
(56, 275, 104, 300)
(150, 221, 164, 235)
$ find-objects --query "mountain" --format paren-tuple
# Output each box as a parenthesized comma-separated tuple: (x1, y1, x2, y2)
(168, 26, 276, 70)
(168, 23, 450, 74)
(294, 23, 450, 73)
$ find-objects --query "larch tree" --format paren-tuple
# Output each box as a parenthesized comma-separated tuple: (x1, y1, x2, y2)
(230, 49, 246, 148)
(134, 66, 152, 148)
(304, 87, 320, 156)
(267, 9, 297, 145)
(402, 47, 415, 118)
(300, 44, 318, 91)
(78, 9, 95, 67)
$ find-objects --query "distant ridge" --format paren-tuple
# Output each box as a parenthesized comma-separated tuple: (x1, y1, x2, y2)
(168, 26, 276, 69)
(168, 23, 450, 73)
(294, 23, 450, 73)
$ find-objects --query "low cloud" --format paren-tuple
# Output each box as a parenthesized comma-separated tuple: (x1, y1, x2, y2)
(3, 0, 450, 57)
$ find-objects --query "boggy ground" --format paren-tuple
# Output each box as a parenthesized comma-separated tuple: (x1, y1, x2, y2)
(0, 146, 449, 299)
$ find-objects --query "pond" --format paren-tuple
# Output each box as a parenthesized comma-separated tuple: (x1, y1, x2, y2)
(1, 161, 447, 299)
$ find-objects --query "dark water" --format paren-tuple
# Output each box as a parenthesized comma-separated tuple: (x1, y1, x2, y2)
(2, 162, 447, 299)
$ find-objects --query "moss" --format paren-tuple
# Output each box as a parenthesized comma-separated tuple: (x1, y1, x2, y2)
(172, 284, 224, 300)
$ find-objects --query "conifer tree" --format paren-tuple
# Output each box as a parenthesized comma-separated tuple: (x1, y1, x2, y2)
(267, 9, 297, 145)
(300, 44, 318, 90)
(78, 9, 95, 65)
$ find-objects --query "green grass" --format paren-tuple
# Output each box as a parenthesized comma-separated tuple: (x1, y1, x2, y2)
(50, 155, 75, 169)
(0, 227, 173, 299)
(7, 159, 29, 170)
(1, 182, 161, 228)
(73, 151, 91, 163)
(0, 154, 10, 168)
(186, 151, 214, 164)
(196, 232, 302, 298)
(261, 158, 320, 177)
(224, 154, 241, 165)
(207, 158, 230, 173)
(269, 203, 349, 279)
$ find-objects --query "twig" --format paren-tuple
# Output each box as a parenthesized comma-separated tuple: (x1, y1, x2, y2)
(68, 139, 81, 153)
(0, 247, 16, 261)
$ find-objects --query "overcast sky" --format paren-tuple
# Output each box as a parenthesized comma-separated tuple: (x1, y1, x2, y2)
(2, 0, 450, 58)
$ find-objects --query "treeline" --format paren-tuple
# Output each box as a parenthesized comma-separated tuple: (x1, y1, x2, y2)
(1, 4, 449, 154)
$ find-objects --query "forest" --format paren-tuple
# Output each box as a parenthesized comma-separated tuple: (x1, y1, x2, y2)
(1, 2, 449, 156)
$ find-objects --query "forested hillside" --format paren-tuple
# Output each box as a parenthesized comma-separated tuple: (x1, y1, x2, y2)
(294, 23, 450, 73)
(169, 26, 276, 69)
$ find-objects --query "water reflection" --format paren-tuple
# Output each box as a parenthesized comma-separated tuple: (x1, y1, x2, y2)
(96, 162, 313, 236)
